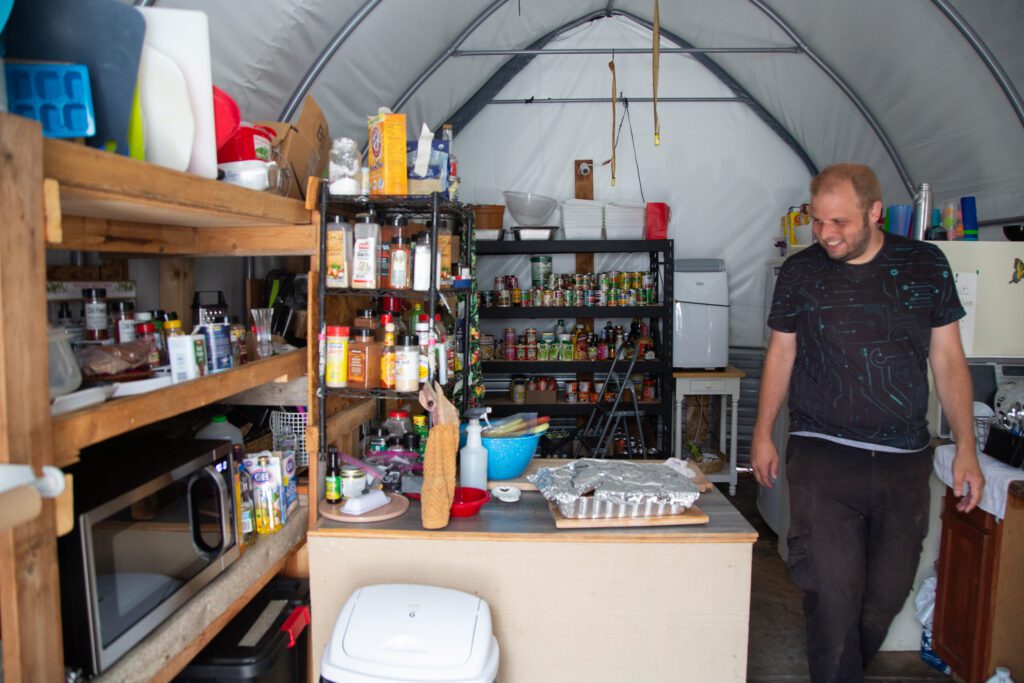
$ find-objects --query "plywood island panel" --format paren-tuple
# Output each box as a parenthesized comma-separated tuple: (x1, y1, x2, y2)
(308, 489, 756, 681)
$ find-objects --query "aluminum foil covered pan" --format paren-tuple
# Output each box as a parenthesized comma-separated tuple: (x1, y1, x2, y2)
(528, 459, 700, 519)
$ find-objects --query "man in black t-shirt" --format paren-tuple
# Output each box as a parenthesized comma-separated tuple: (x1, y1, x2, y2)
(752, 164, 984, 682)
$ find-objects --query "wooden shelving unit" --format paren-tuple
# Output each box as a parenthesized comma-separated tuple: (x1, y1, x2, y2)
(0, 114, 316, 682)
(51, 350, 306, 467)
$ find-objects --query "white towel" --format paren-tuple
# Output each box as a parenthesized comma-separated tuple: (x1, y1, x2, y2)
(933, 444, 1024, 520)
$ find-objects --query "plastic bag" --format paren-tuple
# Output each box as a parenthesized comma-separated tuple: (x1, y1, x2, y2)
(914, 575, 938, 629)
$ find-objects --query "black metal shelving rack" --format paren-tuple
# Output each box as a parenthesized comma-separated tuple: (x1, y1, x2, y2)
(475, 239, 674, 452)
(316, 187, 475, 461)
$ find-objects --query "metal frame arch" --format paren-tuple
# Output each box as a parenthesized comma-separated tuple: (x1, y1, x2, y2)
(390, 0, 509, 114)
(930, 0, 1024, 131)
(442, 8, 819, 177)
(747, 0, 914, 196)
(278, 0, 383, 122)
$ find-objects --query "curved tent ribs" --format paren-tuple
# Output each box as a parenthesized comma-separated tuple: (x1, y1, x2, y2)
(439, 8, 819, 178)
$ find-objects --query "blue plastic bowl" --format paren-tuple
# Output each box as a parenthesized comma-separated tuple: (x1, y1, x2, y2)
(482, 432, 541, 480)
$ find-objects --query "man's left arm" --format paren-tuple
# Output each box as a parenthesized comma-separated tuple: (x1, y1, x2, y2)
(930, 321, 985, 512)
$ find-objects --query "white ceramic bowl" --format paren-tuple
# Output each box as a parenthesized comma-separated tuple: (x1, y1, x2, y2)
(503, 191, 557, 226)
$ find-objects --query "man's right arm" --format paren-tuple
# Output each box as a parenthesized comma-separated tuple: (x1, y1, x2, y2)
(752, 329, 797, 488)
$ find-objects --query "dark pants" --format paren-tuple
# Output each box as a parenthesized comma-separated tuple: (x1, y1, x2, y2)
(786, 435, 933, 683)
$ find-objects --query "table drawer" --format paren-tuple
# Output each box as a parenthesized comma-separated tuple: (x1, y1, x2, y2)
(678, 379, 727, 393)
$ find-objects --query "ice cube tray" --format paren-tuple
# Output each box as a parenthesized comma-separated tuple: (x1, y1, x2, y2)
(5, 62, 96, 138)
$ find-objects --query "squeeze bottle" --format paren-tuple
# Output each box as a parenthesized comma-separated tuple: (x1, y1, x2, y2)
(460, 418, 488, 490)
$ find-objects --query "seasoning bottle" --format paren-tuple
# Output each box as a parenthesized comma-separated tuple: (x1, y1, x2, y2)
(413, 414, 429, 455)
(354, 309, 379, 339)
(348, 329, 381, 389)
(388, 216, 411, 290)
(351, 213, 380, 289)
(381, 296, 407, 334)
(415, 315, 430, 384)
(83, 288, 108, 341)
(112, 300, 136, 343)
(413, 234, 432, 291)
(378, 234, 391, 289)
(324, 446, 342, 505)
(405, 302, 424, 335)
(394, 335, 420, 392)
(135, 321, 161, 368)
(379, 314, 396, 390)
(325, 325, 350, 388)
(326, 217, 354, 288)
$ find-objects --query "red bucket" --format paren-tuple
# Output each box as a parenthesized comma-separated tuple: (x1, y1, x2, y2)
(217, 124, 276, 164)
(645, 202, 671, 239)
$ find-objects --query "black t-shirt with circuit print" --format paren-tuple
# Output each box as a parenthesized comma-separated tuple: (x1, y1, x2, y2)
(768, 231, 965, 450)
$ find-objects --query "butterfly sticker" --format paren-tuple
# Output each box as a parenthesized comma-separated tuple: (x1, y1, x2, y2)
(1011, 257, 1024, 285)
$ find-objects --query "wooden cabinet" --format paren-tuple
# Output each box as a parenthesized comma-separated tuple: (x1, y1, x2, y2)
(0, 113, 317, 680)
(933, 483, 1024, 683)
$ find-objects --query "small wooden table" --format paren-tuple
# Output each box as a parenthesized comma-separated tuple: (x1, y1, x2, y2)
(673, 366, 746, 495)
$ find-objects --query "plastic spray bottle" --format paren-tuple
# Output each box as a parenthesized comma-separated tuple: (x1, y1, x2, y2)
(460, 418, 488, 490)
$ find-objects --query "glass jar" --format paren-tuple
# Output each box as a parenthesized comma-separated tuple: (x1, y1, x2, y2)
(83, 288, 108, 341)
(340, 466, 367, 499)
(112, 300, 135, 343)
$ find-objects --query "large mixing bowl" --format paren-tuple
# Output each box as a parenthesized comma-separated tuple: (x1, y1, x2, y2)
(503, 191, 557, 226)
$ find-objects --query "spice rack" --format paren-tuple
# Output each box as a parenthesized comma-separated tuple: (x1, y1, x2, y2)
(475, 239, 674, 453)
(314, 187, 477, 483)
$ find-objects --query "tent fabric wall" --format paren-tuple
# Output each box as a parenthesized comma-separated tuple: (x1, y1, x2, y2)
(148, 0, 1024, 345)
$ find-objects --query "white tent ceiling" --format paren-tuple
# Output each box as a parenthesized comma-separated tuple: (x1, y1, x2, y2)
(141, 0, 1024, 344)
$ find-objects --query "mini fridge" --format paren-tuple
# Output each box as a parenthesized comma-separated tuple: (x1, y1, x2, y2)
(673, 259, 729, 370)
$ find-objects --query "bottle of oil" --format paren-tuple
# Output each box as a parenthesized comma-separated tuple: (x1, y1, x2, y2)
(325, 446, 342, 505)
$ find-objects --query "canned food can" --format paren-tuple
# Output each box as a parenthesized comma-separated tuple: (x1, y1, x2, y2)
(606, 271, 619, 289)
(504, 343, 516, 361)
(636, 288, 648, 305)
(643, 272, 656, 289)
(634, 272, 646, 289)
(545, 273, 557, 290)
(525, 328, 538, 344)
(566, 381, 578, 393)
(572, 273, 583, 288)
(542, 290, 554, 307)
(573, 288, 585, 306)
(607, 288, 618, 305)
(565, 391, 577, 403)
(598, 272, 611, 290)
(541, 331, 555, 344)
(537, 341, 549, 361)
(504, 327, 517, 346)
(579, 380, 591, 393)
(481, 291, 495, 307)
(625, 289, 637, 306)
(508, 275, 520, 290)
(515, 343, 526, 361)
(530, 256, 552, 287)
(511, 288, 522, 306)
(586, 290, 598, 306)
(581, 274, 593, 290)
(552, 290, 564, 307)
(497, 290, 511, 307)
(527, 377, 538, 391)
(494, 276, 505, 291)
(532, 288, 543, 307)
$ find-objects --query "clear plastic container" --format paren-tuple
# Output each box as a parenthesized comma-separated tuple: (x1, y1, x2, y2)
(382, 410, 412, 439)
(352, 214, 380, 289)
(48, 326, 82, 398)
(196, 415, 244, 446)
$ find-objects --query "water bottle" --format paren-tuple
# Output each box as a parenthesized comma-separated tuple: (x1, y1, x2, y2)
(985, 667, 1014, 683)
(912, 182, 933, 241)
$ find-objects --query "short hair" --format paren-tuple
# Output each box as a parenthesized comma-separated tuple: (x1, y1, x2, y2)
(810, 163, 882, 211)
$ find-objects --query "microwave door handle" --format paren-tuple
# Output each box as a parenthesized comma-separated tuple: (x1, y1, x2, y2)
(187, 465, 229, 562)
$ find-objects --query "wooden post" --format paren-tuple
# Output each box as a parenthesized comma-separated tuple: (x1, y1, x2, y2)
(159, 256, 195, 322)
(0, 114, 66, 680)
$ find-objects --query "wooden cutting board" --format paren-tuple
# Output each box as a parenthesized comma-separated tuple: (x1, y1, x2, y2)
(318, 492, 409, 523)
(489, 458, 713, 493)
(548, 502, 709, 528)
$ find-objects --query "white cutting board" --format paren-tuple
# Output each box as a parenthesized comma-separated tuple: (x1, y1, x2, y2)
(137, 7, 216, 178)
(138, 45, 195, 171)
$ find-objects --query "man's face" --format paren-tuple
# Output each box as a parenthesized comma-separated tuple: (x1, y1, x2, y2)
(810, 181, 883, 264)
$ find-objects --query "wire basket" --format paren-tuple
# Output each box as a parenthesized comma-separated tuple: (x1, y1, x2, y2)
(271, 410, 309, 467)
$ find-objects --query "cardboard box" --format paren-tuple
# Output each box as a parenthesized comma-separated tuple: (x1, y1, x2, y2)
(255, 95, 330, 200)
(368, 112, 408, 195)
(526, 389, 558, 404)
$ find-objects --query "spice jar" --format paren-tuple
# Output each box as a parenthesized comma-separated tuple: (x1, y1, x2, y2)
(347, 329, 381, 389)
(83, 288, 109, 341)
(325, 325, 350, 388)
(135, 321, 161, 368)
(394, 335, 420, 392)
(354, 309, 379, 338)
(112, 300, 136, 343)
(389, 223, 412, 290)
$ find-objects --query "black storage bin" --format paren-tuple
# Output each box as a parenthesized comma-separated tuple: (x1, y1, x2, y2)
(176, 578, 309, 683)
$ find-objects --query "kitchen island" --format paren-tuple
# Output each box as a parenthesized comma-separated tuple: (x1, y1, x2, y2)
(308, 487, 757, 681)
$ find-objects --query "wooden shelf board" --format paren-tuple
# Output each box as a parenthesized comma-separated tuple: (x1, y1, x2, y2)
(52, 350, 307, 467)
(43, 139, 310, 228)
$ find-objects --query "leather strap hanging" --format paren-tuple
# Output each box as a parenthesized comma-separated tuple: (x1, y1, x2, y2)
(653, 0, 661, 145)
(609, 57, 617, 186)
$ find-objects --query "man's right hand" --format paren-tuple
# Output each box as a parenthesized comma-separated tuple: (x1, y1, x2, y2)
(751, 432, 779, 488)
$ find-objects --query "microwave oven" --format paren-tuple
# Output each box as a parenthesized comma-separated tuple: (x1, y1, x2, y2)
(59, 438, 239, 677)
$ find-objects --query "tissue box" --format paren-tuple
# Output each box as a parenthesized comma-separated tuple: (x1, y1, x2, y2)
(367, 112, 408, 195)
(406, 139, 449, 195)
